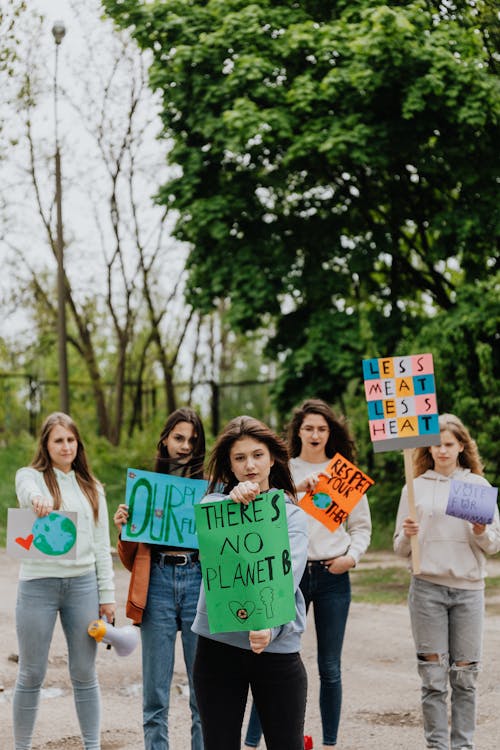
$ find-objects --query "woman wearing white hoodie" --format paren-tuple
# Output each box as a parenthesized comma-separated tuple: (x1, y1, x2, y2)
(394, 413, 500, 750)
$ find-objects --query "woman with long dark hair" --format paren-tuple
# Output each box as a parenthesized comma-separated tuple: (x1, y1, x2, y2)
(14, 412, 115, 750)
(192, 415, 308, 750)
(244, 398, 371, 750)
(114, 407, 205, 750)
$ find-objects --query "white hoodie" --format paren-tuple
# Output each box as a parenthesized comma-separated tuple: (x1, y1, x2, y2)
(393, 467, 500, 590)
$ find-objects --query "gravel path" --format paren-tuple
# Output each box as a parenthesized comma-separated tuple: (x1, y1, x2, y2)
(2, 550, 500, 749)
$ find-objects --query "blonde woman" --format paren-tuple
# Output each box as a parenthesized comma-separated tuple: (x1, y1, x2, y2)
(394, 413, 500, 750)
(13, 412, 115, 750)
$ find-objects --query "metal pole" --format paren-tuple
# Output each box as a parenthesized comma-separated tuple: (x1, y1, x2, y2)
(52, 21, 69, 414)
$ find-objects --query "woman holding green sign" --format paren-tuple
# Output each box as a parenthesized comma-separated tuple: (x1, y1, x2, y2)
(394, 413, 500, 750)
(114, 407, 206, 750)
(192, 415, 308, 750)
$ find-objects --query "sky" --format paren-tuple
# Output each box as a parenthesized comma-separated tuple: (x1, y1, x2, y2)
(1, 0, 189, 350)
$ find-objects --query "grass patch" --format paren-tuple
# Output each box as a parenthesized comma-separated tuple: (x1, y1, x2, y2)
(485, 575, 500, 614)
(0, 433, 37, 546)
(351, 565, 411, 605)
(352, 568, 500, 607)
(367, 523, 394, 550)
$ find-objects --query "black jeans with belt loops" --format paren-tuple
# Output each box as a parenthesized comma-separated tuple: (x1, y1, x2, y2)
(193, 635, 307, 750)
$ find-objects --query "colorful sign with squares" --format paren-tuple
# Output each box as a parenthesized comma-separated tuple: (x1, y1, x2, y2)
(362, 353, 440, 452)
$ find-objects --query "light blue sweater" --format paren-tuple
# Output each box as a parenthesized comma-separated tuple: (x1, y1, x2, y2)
(15, 467, 115, 603)
(192, 494, 308, 653)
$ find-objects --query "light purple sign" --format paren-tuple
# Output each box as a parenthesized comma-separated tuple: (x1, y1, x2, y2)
(445, 480, 498, 525)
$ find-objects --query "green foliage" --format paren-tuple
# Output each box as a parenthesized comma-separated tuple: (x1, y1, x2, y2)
(413, 274, 500, 486)
(0, 1, 27, 71)
(103, 0, 499, 380)
(0, 1, 27, 108)
(103, 0, 499, 526)
(0, 433, 36, 545)
(352, 565, 500, 606)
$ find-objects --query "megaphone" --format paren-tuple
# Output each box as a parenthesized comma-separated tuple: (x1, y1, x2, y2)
(87, 617, 139, 657)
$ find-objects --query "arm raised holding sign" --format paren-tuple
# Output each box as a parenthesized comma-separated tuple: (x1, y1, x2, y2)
(13, 412, 115, 750)
(393, 413, 500, 750)
(114, 407, 206, 750)
(192, 415, 308, 750)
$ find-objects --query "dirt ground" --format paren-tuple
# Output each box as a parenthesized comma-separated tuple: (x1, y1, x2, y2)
(2, 550, 500, 750)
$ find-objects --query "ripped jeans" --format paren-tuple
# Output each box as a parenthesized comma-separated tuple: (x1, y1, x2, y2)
(409, 577, 483, 750)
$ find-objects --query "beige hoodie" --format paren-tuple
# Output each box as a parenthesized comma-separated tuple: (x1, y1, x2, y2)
(393, 468, 500, 590)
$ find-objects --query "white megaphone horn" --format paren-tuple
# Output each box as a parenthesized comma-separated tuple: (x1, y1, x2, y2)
(87, 617, 139, 657)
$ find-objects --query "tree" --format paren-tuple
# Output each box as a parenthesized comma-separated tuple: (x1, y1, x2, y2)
(103, 0, 499, 417)
(0, 1, 27, 151)
(413, 274, 500, 485)
(2, 1, 194, 443)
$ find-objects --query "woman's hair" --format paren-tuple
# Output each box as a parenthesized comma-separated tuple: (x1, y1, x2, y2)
(155, 407, 205, 479)
(207, 415, 296, 498)
(31, 412, 100, 521)
(413, 413, 484, 477)
(287, 398, 356, 462)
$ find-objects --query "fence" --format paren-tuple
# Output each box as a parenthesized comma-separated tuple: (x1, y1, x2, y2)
(0, 372, 277, 442)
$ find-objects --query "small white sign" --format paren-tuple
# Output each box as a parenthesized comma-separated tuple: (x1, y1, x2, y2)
(445, 481, 498, 525)
(7, 509, 78, 560)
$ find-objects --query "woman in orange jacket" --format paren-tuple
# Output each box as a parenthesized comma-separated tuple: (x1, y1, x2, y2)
(114, 408, 206, 750)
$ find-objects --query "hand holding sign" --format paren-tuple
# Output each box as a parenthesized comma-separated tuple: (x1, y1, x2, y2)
(195, 490, 296, 633)
(32, 494, 54, 517)
(121, 468, 208, 547)
(361, 353, 440, 574)
(299, 453, 374, 532)
(229, 481, 260, 505)
(7, 508, 77, 560)
(445, 480, 498, 526)
(249, 629, 271, 654)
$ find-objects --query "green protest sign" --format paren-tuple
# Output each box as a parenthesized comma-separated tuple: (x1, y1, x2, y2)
(195, 490, 296, 633)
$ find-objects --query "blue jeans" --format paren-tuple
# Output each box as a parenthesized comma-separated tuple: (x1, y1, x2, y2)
(13, 572, 100, 750)
(244, 564, 351, 747)
(409, 577, 483, 750)
(141, 558, 203, 750)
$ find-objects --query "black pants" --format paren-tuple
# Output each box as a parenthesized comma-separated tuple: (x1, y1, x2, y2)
(193, 636, 307, 750)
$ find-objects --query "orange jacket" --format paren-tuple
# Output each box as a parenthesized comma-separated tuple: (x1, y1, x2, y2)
(118, 538, 151, 624)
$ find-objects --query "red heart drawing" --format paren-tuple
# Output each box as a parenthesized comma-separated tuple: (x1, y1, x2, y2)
(15, 534, 34, 550)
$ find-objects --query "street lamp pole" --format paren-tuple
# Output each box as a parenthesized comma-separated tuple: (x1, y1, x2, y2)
(52, 20, 69, 414)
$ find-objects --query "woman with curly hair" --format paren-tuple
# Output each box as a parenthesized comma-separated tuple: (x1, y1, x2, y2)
(244, 399, 371, 750)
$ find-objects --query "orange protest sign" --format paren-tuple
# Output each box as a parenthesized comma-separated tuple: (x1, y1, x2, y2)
(298, 453, 374, 532)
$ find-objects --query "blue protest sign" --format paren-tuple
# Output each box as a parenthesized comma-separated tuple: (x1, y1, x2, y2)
(121, 468, 208, 547)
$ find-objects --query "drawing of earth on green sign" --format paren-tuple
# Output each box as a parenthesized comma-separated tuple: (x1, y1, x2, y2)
(32, 513, 77, 556)
(312, 492, 331, 510)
